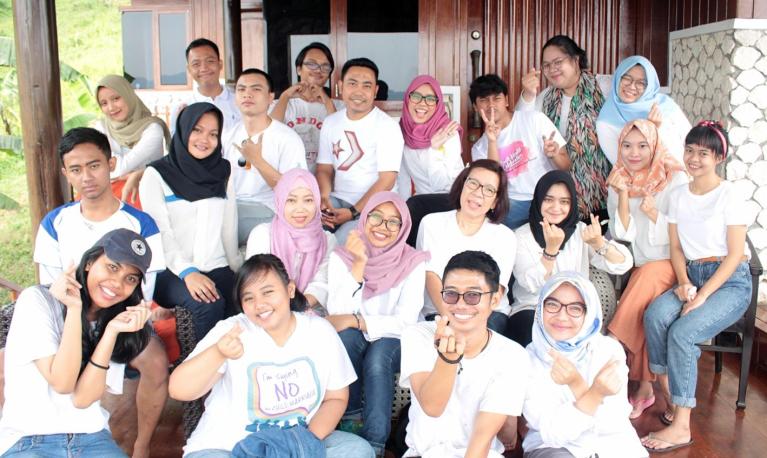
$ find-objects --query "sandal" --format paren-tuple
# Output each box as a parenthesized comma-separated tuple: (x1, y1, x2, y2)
(628, 395, 655, 419)
(642, 433, 694, 453)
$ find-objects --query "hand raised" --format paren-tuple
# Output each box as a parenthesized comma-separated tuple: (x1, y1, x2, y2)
(542, 131, 559, 158)
(607, 173, 629, 194)
(639, 194, 657, 217)
(216, 323, 245, 360)
(50, 264, 83, 310)
(591, 359, 622, 396)
(434, 315, 466, 359)
(345, 230, 368, 264)
(548, 349, 583, 386)
(234, 134, 264, 166)
(479, 108, 500, 143)
(647, 103, 663, 129)
(106, 301, 152, 334)
(430, 121, 460, 150)
(521, 67, 541, 100)
(581, 214, 605, 249)
(541, 216, 565, 254)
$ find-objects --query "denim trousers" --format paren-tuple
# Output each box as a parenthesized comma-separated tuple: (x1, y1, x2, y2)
(338, 329, 400, 453)
(503, 199, 532, 231)
(644, 261, 751, 408)
(185, 430, 375, 458)
(1, 429, 126, 458)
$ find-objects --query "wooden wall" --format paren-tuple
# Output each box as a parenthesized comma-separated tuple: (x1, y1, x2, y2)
(190, 0, 225, 67)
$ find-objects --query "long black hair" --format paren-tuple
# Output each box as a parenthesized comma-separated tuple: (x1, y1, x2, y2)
(71, 246, 150, 373)
(542, 35, 589, 70)
(234, 254, 308, 313)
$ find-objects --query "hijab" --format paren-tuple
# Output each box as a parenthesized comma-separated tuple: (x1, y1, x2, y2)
(530, 271, 603, 368)
(597, 56, 676, 129)
(270, 169, 327, 292)
(96, 75, 170, 148)
(334, 192, 431, 299)
(607, 119, 686, 198)
(399, 75, 462, 149)
(148, 103, 230, 202)
(529, 170, 580, 250)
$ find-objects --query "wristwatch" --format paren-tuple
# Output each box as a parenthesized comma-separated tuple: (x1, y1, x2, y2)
(596, 240, 610, 256)
(349, 206, 360, 220)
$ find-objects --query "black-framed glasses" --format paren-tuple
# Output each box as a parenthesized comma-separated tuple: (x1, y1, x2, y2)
(542, 298, 587, 318)
(366, 212, 403, 232)
(303, 61, 332, 74)
(464, 177, 498, 198)
(619, 74, 647, 92)
(408, 91, 438, 106)
(441, 289, 497, 305)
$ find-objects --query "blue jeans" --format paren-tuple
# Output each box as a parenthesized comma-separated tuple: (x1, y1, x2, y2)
(327, 197, 357, 245)
(503, 199, 531, 230)
(644, 261, 751, 408)
(2, 429, 126, 457)
(338, 329, 400, 454)
(185, 431, 373, 458)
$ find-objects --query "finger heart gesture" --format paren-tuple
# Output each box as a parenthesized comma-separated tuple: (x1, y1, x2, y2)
(581, 214, 605, 248)
(217, 323, 245, 360)
(434, 315, 466, 360)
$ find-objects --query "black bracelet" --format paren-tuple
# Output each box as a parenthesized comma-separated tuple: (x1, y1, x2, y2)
(437, 351, 464, 365)
(542, 250, 559, 261)
(89, 359, 109, 370)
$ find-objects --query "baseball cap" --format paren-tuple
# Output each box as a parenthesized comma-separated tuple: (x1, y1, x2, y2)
(92, 229, 152, 276)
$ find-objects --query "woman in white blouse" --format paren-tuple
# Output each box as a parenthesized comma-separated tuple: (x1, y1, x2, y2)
(509, 170, 632, 347)
(522, 271, 647, 458)
(325, 191, 429, 457)
(606, 119, 688, 419)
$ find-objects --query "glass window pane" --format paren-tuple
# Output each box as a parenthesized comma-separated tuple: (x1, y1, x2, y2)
(288, 34, 330, 85)
(121, 12, 154, 89)
(347, 33, 418, 100)
(159, 13, 188, 86)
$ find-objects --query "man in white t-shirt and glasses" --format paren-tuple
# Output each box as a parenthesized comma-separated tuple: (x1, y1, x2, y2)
(316, 57, 404, 244)
(399, 250, 529, 457)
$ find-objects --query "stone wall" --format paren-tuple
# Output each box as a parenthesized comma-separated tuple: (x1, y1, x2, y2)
(670, 20, 767, 303)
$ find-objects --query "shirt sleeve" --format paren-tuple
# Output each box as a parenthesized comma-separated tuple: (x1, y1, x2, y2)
(186, 318, 236, 374)
(111, 123, 166, 177)
(399, 324, 437, 389)
(596, 121, 619, 166)
(363, 261, 425, 340)
(514, 232, 550, 296)
(417, 215, 441, 276)
(34, 213, 63, 285)
(325, 253, 364, 315)
(535, 112, 567, 150)
(607, 190, 637, 243)
(514, 88, 547, 112)
(245, 222, 272, 260)
(426, 135, 465, 192)
(471, 135, 489, 161)
(303, 233, 336, 306)
(316, 119, 334, 165)
(588, 238, 634, 275)
(7, 288, 62, 364)
(376, 117, 405, 172)
(223, 180, 243, 271)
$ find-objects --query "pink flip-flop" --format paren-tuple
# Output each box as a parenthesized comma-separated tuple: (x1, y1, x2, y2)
(629, 395, 656, 419)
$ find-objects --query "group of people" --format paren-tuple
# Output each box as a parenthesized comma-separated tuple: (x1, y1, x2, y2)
(0, 34, 753, 458)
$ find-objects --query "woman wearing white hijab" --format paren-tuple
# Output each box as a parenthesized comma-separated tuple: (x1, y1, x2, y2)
(522, 272, 646, 458)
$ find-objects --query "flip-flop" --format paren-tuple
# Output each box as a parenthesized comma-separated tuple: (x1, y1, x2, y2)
(642, 433, 694, 454)
(629, 395, 656, 419)
(659, 410, 674, 426)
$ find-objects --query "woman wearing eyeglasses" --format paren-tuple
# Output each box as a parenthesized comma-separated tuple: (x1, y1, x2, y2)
(270, 42, 344, 173)
(508, 171, 632, 347)
(398, 75, 465, 246)
(325, 191, 430, 457)
(517, 35, 613, 223)
(596, 56, 690, 165)
(417, 160, 515, 334)
(522, 271, 647, 458)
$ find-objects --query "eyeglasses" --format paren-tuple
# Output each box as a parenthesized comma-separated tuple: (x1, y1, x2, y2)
(302, 61, 332, 74)
(366, 212, 403, 232)
(408, 91, 438, 106)
(542, 298, 587, 318)
(464, 177, 498, 198)
(541, 57, 570, 73)
(619, 74, 648, 92)
(441, 289, 497, 305)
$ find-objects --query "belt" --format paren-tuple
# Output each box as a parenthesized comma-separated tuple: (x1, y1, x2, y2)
(688, 255, 748, 264)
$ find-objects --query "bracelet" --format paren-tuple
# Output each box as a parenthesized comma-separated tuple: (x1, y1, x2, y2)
(352, 312, 361, 330)
(542, 250, 559, 261)
(89, 359, 109, 370)
(437, 351, 464, 365)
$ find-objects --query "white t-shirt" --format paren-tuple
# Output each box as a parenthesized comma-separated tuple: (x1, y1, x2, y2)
(608, 172, 689, 266)
(317, 107, 404, 204)
(417, 210, 515, 316)
(223, 120, 308, 209)
(270, 98, 345, 173)
(596, 102, 691, 165)
(399, 135, 465, 197)
(95, 120, 166, 179)
(0, 286, 123, 455)
(516, 74, 613, 137)
(471, 111, 566, 201)
(400, 322, 529, 458)
(245, 222, 337, 306)
(33, 201, 165, 300)
(183, 313, 356, 456)
(170, 84, 242, 140)
(667, 181, 751, 260)
(523, 336, 647, 458)
(512, 223, 633, 313)
(326, 252, 426, 341)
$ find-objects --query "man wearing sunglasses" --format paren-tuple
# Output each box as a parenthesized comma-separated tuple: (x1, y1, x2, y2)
(400, 250, 529, 458)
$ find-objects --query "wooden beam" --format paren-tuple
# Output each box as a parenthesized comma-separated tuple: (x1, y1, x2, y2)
(12, 0, 68, 252)
(224, 0, 243, 84)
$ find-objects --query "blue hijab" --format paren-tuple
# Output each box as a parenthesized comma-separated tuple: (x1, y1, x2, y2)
(597, 56, 674, 128)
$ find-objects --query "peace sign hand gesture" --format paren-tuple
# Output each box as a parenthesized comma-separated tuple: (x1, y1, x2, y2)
(542, 131, 559, 158)
(480, 109, 500, 143)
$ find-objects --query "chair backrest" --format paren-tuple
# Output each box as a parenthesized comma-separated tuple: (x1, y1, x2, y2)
(0, 303, 16, 349)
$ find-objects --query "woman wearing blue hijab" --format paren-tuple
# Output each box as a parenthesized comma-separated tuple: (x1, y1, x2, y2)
(596, 56, 690, 165)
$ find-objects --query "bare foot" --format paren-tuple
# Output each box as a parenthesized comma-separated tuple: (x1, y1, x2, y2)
(132, 442, 150, 458)
(641, 425, 692, 451)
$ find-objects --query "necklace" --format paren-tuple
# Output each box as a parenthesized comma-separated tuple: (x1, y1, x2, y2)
(458, 329, 492, 375)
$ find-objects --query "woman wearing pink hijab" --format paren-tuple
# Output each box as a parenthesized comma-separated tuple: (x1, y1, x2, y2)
(325, 191, 430, 456)
(400, 75, 466, 246)
(245, 168, 336, 313)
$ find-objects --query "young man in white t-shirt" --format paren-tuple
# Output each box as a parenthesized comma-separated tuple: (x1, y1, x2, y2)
(23, 127, 169, 458)
(470, 74, 569, 230)
(316, 57, 404, 244)
(400, 250, 529, 458)
(169, 38, 241, 139)
(224, 68, 307, 244)
(270, 42, 344, 173)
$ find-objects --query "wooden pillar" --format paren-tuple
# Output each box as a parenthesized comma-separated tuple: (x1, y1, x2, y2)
(223, 0, 243, 84)
(12, 0, 68, 242)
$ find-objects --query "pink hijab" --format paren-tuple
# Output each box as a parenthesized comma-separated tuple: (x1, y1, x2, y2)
(270, 169, 327, 291)
(334, 192, 431, 299)
(399, 75, 462, 149)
